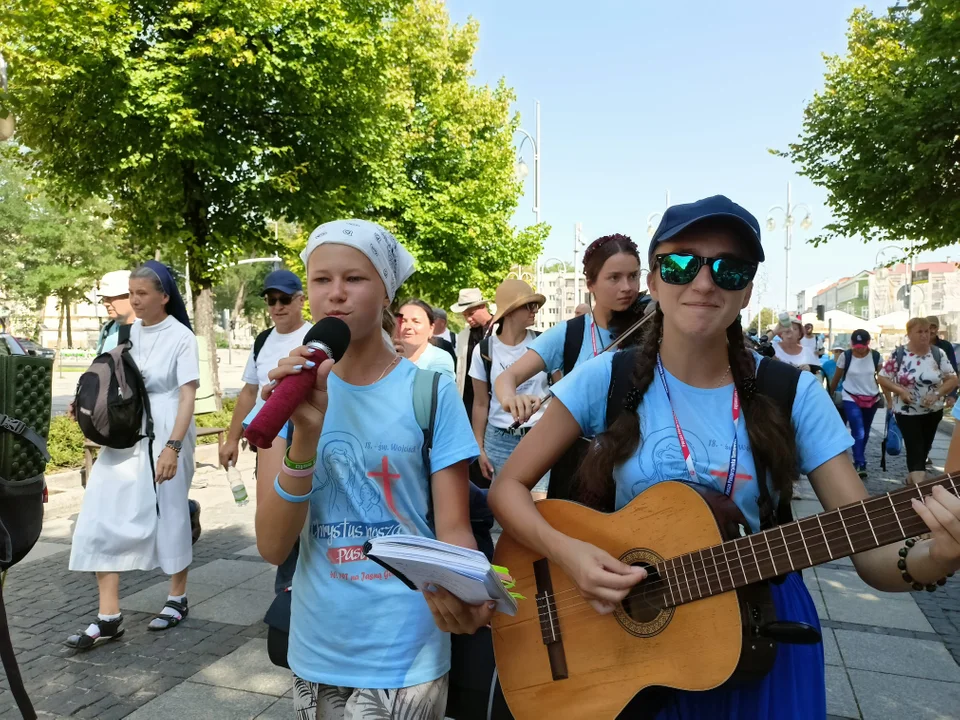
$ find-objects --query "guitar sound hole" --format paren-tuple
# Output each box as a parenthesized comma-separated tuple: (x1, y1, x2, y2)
(621, 562, 662, 623)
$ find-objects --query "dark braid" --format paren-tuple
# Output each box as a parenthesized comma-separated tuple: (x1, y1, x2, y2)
(726, 316, 800, 528)
(577, 307, 663, 510)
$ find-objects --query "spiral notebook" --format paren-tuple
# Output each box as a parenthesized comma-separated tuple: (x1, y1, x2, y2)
(363, 535, 518, 616)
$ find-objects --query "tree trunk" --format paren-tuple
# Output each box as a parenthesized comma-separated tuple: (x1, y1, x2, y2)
(194, 285, 222, 410)
(65, 293, 73, 348)
(55, 297, 64, 371)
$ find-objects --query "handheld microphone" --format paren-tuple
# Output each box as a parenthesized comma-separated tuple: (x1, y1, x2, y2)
(243, 317, 351, 449)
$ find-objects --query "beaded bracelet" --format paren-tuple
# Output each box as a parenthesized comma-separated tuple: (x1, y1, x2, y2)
(897, 537, 955, 592)
(284, 448, 316, 477)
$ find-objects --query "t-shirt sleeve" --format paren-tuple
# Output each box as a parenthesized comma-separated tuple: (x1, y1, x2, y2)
(467, 343, 487, 382)
(836, 352, 847, 370)
(428, 346, 456, 381)
(550, 353, 614, 437)
(241, 349, 258, 386)
(528, 321, 567, 373)
(429, 375, 481, 474)
(176, 333, 201, 388)
(879, 351, 898, 380)
(791, 370, 853, 474)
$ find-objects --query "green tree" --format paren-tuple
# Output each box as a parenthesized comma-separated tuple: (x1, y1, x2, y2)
(780, 1, 960, 252)
(2, 0, 543, 385)
(0, 147, 124, 347)
(748, 307, 778, 335)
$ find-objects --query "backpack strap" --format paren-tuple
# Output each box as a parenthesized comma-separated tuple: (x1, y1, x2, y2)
(606, 348, 636, 430)
(117, 323, 132, 346)
(253, 327, 274, 362)
(413, 368, 440, 475)
(931, 345, 943, 367)
(479, 337, 493, 401)
(894, 345, 906, 373)
(842, 349, 853, 380)
(871, 349, 881, 372)
(0, 414, 50, 463)
(562, 314, 587, 376)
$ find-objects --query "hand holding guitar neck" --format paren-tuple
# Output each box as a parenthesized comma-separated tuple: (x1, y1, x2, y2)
(243, 317, 351, 449)
(506, 300, 659, 430)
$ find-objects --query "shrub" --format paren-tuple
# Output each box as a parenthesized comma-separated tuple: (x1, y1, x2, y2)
(46, 415, 86, 471)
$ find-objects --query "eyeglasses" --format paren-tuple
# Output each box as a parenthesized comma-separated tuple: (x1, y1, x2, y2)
(266, 295, 294, 307)
(523, 302, 540, 312)
(654, 253, 757, 292)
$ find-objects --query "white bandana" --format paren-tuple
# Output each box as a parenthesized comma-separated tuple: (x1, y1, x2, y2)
(300, 219, 416, 301)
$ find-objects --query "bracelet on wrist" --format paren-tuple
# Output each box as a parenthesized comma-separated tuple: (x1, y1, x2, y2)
(283, 448, 316, 478)
(274, 474, 313, 503)
(897, 537, 955, 592)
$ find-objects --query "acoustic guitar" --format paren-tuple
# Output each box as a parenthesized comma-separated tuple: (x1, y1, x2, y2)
(490, 475, 959, 719)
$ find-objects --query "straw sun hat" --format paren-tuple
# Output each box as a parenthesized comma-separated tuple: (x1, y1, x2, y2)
(490, 279, 546, 326)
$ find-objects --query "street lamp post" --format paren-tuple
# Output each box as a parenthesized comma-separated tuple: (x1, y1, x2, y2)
(645, 190, 672, 239)
(875, 242, 916, 315)
(766, 182, 812, 312)
(572, 223, 585, 304)
(516, 101, 541, 290)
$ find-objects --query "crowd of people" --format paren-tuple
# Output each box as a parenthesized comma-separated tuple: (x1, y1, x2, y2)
(61, 196, 960, 720)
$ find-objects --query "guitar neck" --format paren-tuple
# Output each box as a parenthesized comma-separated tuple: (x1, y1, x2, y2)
(649, 473, 960, 608)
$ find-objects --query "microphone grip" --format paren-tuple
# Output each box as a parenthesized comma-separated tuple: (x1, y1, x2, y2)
(244, 351, 328, 449)
(508, 390, 553, 430)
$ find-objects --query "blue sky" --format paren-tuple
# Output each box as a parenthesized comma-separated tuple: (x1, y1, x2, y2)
(446, 0, 950, 310)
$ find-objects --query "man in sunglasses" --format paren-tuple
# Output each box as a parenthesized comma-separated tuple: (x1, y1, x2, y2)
(221, 269, 310, 476)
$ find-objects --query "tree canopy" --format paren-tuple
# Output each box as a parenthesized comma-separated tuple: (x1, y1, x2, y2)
(781, 1, 960, 252)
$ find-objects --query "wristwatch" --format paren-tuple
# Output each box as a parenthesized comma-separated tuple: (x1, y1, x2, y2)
(165, 440, 183, 454)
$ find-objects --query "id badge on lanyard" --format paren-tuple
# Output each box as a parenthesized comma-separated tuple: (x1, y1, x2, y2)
(655, 355, 740, 496)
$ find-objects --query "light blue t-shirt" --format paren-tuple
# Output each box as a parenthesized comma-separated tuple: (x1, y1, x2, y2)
(287, 359, 479, 688)
(552, 352, 853, 532)
(414, 342, 455, 381)
(96, 321, 121, 354)
(529, 314, 614, 374)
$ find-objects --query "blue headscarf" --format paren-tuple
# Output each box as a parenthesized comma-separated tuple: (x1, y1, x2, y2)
(143, 259, 193, 332)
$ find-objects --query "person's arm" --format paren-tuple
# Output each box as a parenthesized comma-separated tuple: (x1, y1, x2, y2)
(256, 348, 335, 565)
(220, 383, 258, 468)
(155, 382, 197, 483)
(809, 454, 960, 591)
(939, 375, 959, 397)
(946, 417, 960, 473)
(829, 357, 844, 395)
(471, 378, 495, 480)
(494, 349, 548, 425)
(488, 399, 646, 615)
(878, 375, 911, 403)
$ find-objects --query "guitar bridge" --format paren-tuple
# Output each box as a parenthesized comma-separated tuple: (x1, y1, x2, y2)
(534, 558, 568, 681)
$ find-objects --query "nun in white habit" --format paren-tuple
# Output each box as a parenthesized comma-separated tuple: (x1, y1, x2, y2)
(67, 260, 200, 650)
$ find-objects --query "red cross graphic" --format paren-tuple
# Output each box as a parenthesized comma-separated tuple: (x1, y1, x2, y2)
(368, 456, 405, 521)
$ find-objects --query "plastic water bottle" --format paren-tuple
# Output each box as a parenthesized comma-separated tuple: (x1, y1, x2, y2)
(226, 462, 249, 506)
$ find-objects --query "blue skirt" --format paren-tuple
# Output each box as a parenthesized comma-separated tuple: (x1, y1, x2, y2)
(647, 572, 825, 720)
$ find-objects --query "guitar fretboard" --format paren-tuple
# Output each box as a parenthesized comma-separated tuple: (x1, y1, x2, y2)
(638, 473, 959, 609)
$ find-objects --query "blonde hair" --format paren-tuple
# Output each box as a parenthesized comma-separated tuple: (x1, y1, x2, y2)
(906, 317, 929, 334)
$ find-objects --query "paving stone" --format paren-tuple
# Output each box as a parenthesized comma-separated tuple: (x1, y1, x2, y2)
(189, 638, 290, 697)
(187, 559, 273, 588)
(848, 669, 960, 720)
(822, 588, 934, 632)
(255, 696, 293, 719)
(825, 664, 860, 719)
(834, 629, 960, 682)
(17, 542, 69, 565)
(234, 544, 263, 557)
(822, 627, 842, 666)
(792, 498, 824, 518)
(189, 588, 277, 626)
(120, 580, 225, 614)
(125, 681, 276, 719)
(236, 569, 276, 593)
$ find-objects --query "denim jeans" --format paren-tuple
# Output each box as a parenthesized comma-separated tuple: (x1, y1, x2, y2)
(483, 424, 549, 492)
(842, 400, 878, 467)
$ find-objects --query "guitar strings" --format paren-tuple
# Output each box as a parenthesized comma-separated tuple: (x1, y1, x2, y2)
(534, 477, 956, 611)
(537, 492, 944, 621)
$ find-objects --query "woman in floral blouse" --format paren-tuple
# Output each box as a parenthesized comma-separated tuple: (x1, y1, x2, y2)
(879, 317, 958, 485)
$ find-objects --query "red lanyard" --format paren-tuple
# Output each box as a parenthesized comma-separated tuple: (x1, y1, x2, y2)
(590, 317, 599, 357)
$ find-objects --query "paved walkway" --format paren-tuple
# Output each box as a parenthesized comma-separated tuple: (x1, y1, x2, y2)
(2, 414, 959, 718)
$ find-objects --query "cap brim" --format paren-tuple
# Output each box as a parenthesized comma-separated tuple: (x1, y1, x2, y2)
(651, 212, 765, 262)
(451, 300, 487, 313)
(261, 286, 301, 296)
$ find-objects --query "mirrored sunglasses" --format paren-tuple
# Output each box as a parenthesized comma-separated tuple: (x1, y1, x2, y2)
(654, 253, 757, 292)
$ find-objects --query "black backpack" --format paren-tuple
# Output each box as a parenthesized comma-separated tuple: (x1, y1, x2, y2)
(252, 327, 273, 362)
(0, 354, 53, 720)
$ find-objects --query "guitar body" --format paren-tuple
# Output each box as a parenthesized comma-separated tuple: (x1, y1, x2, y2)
(491, 481, 777, 720)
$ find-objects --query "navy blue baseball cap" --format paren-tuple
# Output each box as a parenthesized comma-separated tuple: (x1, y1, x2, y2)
(261, 269, 302, 296)
(648, 195, 764, 263)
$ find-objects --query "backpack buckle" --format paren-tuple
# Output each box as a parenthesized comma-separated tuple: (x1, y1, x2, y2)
(0, 415, 25, 436)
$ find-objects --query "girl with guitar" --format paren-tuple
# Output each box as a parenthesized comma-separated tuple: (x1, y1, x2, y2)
(488, 195, 960, 719)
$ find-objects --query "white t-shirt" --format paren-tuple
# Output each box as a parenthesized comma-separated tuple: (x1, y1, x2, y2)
(774, 343, 820, 369)
(469, 330, 550, 429)
(800, 335, 823, 356)
(836, 351, 879, 402)
(241, 323, 313, 424)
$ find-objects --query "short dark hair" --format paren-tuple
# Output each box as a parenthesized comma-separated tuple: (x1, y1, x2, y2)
(399, 298, 435, 325)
